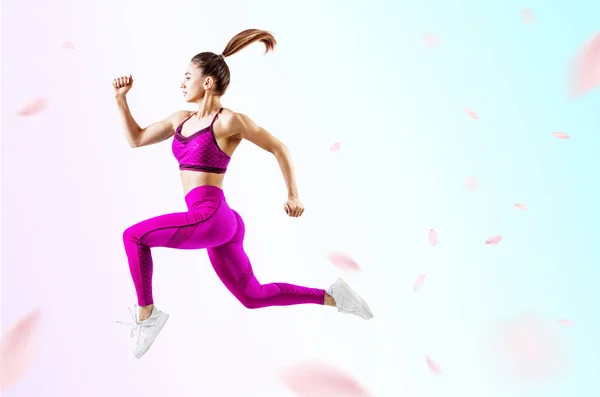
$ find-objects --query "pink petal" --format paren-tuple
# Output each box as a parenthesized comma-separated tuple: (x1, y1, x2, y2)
(463, 108, 479, 120)
(329, 142, 341, 152)
(521, 8, 535, 24)
(556, 319, 572, 326)
(514, 203, 528, 210)
(428, 229, 438, 247)
(569, 32, 600, 98)
(550, 132, 570, 139)
(327, 252, 360, 272)
(16, 98, 50, 116)
(279, 360, 371, 397)
(465, 176, 479, 191)
(486, 313, 567, 382)
(485, 235, 503, 245)
(0, 308, 43, 392)
(424, 33, 439, 48)
(413, 274, 426, 291)
(61, 41, 75, 49)
(425, 355, 442, 374)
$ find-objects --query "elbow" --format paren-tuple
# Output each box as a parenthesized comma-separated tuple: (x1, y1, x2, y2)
(272, 143, 289, 156)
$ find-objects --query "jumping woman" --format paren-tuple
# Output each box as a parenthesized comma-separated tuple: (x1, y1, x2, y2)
(113, 29, 373, 359)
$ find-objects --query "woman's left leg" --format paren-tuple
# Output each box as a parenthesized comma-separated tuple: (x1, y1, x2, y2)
(207, 210, 373, 319)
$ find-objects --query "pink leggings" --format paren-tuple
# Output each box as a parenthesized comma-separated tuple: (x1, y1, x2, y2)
(123, 185, 325, 307)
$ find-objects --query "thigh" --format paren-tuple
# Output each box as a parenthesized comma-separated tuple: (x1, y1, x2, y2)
(125, 200, 237, 249)
(125, 211, 199, 249)
(206, 210, 250, 284)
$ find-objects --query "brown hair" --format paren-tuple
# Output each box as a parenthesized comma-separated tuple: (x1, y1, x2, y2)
(190, 29, 277, 95)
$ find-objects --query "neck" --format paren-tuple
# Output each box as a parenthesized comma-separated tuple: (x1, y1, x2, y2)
(194, 94, 222, 118)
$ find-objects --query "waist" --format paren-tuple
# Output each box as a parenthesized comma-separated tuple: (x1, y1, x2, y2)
(181, 170, 224, 191)
(184, 184, 226, 207)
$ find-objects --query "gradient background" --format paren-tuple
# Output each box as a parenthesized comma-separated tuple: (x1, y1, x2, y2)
(2, 0, 599, 396)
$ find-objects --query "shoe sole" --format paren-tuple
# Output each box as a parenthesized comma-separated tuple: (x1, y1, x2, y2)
(337, 279, 373, 320)
(134, 313, 170, 359)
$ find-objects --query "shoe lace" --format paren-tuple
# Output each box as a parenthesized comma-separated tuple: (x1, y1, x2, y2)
(116, 306, 151, 345)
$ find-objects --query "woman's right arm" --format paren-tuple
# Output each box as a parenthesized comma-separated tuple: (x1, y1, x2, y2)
(115, 96, 190, 148)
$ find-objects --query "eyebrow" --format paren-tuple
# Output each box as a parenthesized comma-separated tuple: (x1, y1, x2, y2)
(185, 72, 191, 76)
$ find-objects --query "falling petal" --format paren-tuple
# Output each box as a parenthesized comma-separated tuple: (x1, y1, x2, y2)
(413, 274, 426, 291)
(279, 360, 371, 397)
(514, 203, 528, 210)
(425, 356, 442, 374)
(61, 41, 75, 49)
(521, 8, 535, 24)
(329, 142, 341, 152)
(556, 319, 572, 326)
(486, 313, 568, 383)
(16, 98, 50, 116)
(424, 33, 439, 48)
(463, 108, 479, 120)
(485, 236, 503, 245)
(551, 132, 570, 140)
(465, 176, 479, 191)
(0, 309, 43, 392)
(428, 229, 438, 247)
(327, 252, 360, 272)
(569, 32, 600, 98)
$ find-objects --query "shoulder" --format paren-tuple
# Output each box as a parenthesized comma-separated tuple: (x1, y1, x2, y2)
(166, 110, 195, 128)
(217, 108, 258, 137)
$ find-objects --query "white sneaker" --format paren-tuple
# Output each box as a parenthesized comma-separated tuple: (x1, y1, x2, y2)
(117, 304, 170, 358)
(326, 278, 373, 320)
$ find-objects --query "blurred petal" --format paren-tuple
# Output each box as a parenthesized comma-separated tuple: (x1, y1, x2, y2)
(16, 98, 50, 116)
(465, 176, 479, 191)
(279, 360, 371, 397)
(425, 355, 442, 374)
(486, 313, 568, 383)
(521, 8, 535, 24)
(0, 308, 43, 392)
(463, 108, 479, 120)
(550, 132, 570, 139)
(413, 274, 426, 291)
(424, 33, 439, 48)
(327, 252, 360, 272)
(569, 32, 600, 98)
(428, 229, 438, 247)
(485, 236, 503, 245)
(329, 142, 341, 152)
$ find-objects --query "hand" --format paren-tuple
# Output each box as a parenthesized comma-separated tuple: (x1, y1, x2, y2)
(284, 197, 304, 217)
(112, 74, 133, 98)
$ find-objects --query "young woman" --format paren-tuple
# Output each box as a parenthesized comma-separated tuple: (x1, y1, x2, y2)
(114, 29, 373, 359)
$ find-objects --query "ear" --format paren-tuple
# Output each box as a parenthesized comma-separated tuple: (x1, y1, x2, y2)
(203, 76, 214, 90)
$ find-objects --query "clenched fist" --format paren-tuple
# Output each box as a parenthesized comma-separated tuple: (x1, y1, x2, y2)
(113, 75, 133, 98)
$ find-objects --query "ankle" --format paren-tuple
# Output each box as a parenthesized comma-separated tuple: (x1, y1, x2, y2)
(324, 293, 336, 307)
(139, 304, 154, 321)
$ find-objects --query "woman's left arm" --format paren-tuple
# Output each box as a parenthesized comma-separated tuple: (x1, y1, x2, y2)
(230, 113, 304, 217)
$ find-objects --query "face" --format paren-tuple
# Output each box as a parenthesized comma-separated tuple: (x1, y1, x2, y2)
(180, 63, 216, 102)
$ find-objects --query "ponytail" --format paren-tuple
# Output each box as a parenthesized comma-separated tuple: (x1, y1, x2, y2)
(221, 29, 277, 58)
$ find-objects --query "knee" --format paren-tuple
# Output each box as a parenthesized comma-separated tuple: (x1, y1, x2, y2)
(122, 225, 140, 244)
(238, 296, 260, 309)
(236, 287, 261, 309)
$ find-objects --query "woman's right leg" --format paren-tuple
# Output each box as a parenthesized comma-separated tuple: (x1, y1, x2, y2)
(122, 188, 236, 319)
(120, 186, 237, 358)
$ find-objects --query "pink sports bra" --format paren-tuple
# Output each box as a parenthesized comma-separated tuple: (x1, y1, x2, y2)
(171, 108, 231, 174)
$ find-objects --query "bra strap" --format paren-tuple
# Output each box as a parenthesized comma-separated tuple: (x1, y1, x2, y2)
(209, 107, 223, 127)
